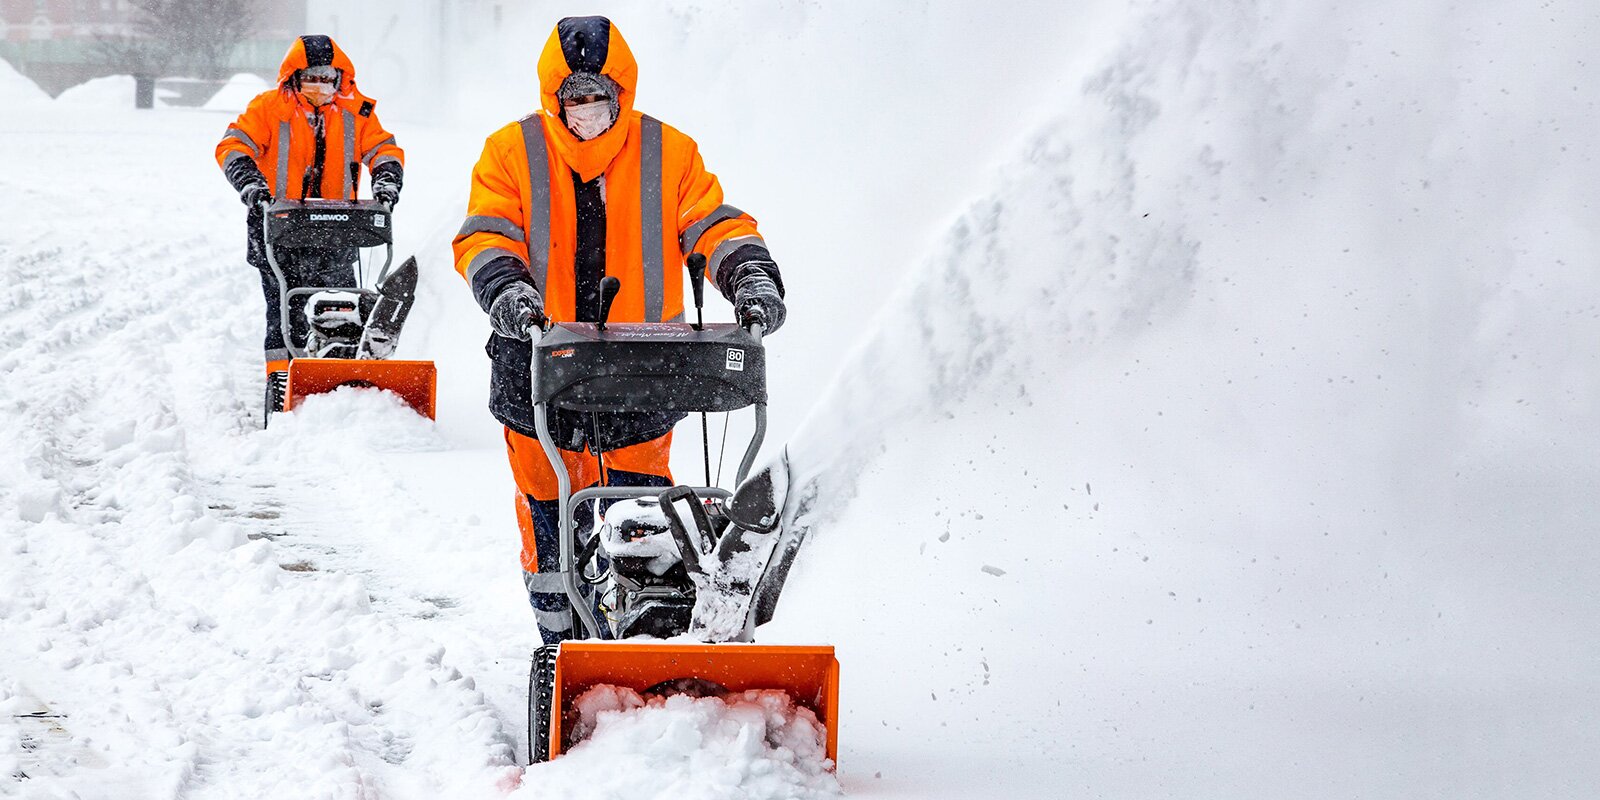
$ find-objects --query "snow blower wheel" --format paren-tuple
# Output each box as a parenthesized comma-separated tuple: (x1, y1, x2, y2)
(527, 643, 559, 764)
(264, 371, 288, 427)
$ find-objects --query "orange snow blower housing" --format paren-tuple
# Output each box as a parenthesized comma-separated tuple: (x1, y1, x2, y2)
(217, 35, 435, 422)
(283, 356, 435, 418)
(546, 643, 839, 761)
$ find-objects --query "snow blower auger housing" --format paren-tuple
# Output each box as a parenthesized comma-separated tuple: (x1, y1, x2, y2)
(523, 277, 837, 765)
(261, 199, 436, 420)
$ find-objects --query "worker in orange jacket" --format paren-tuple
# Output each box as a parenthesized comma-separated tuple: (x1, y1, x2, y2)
(215, 35, 405, 419)
(452, 16, 787, 643)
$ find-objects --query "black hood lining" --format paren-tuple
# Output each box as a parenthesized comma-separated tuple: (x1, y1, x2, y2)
(301, 35, 335, 68)
(557, 17, 610, 75)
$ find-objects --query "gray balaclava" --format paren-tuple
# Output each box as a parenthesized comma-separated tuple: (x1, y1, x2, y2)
(557, 72, 622, 129)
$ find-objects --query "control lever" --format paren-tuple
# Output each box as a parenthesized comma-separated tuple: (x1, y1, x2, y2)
(687, 253, 707, 332)
(596, 275, 621, 331)
(659, 486, 717, 583)
(686, 253, 711, 482)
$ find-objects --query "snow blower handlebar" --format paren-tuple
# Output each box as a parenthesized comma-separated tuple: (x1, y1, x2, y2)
(259, 199, 395, 359)
(528, 318, 768, 640)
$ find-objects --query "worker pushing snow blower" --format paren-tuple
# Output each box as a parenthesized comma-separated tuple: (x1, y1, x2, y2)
(217, 34, 435, 425)
(454, 16, 835, 765)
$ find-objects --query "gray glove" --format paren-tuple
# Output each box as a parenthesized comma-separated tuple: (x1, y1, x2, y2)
(373, 176, 400, 208)
(488, 282, 544, 340)
(733, 272, 785, 335)
(239, 179, 270, 207)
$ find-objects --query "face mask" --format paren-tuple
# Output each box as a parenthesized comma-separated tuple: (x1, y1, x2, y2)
(565, 99, 615, 141)
(300, 83, 335, 107)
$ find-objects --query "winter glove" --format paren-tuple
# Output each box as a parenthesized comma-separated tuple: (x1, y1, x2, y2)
(488, 281, 544, 340)
(239, 179, 270, 208)
(733, 271, 785, 335)
(371, 162, 403, 208)
(373, 180, 400, 208)
(225, 153, 270, 207)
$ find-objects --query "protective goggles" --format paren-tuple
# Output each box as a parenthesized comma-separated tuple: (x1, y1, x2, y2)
(299, 66, 340, 87)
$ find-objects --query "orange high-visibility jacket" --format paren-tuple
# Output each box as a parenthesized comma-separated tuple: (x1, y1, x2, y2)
(215, 36, 403, 201)
(452, 19, 767, 323)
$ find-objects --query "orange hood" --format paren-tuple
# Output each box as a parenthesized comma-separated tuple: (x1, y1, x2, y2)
(537, 17, 639, 181)
(275, 34, 375, 114)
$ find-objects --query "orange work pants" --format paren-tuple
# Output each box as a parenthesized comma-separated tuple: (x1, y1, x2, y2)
(503, 426, 673, 641)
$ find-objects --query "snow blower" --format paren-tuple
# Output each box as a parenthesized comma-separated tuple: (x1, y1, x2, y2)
(260, 198, 436, 421)
(523, 263, 837, 765)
